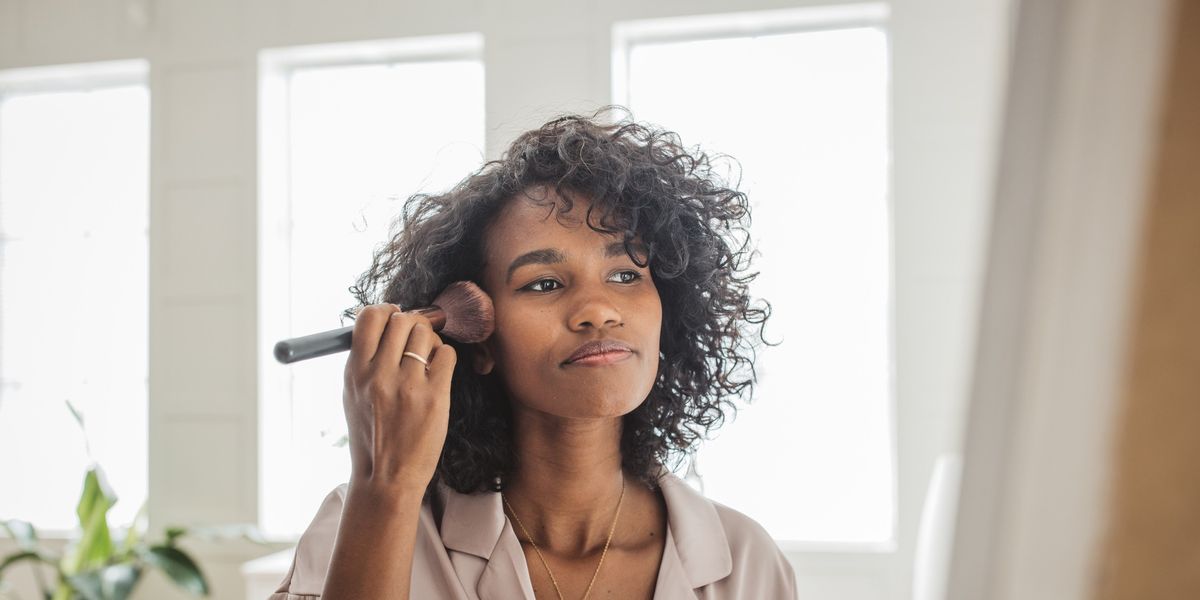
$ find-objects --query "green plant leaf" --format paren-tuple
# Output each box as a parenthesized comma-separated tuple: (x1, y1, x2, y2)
(64, 400, 96, 475)
(50, 581, 72, 600)
(100, 563, 141, 600)
(65, 571, 103, 600)
(65, 399, 85, 431)
(0, 550, 58, 579)
(140, 546, 208, 596)
(0, 520, 38, 552)
(116, 501, 148, 560)
(2, 520, 62, 600)
(66, 564, 142, 600)
(63, 466, 117, 575)
(164, 527, 186, 547)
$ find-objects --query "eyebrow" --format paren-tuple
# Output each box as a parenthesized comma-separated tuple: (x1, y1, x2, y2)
(505, 241, 647, 284)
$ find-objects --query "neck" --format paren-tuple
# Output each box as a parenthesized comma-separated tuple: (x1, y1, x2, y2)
(503, 408, 628, 557)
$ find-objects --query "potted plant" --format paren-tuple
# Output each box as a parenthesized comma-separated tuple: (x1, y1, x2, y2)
(0, 402, 267, 600)
(0, 463, 209, 600)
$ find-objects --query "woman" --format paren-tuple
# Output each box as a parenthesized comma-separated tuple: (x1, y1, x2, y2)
(270, 108, 797, 599)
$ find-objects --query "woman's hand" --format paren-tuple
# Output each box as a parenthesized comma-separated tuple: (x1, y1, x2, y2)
(323, 305, 453, 599)
(342, 304, 457, 493)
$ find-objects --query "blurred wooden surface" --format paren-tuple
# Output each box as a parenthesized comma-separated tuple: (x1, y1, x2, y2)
(1098, 1, 1200, 597)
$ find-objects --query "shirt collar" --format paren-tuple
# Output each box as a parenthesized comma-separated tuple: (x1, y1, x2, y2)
(437, 466, 733, 589)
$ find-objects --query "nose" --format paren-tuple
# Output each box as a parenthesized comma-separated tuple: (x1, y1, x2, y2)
(567, 286, 623, 331)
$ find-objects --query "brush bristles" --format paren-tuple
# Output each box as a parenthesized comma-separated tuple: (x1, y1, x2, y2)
(431, 280, 495, 343)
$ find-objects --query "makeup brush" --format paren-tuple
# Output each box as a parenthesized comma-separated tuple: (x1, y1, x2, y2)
(273, 280, 494, 364)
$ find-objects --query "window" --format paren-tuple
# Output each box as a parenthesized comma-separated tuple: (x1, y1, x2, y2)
(0, 61, 149, 531)
(258, 35, 485, 538)
(615, 6, 893, 545)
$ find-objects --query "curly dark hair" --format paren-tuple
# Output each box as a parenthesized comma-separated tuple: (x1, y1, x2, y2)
(344, 106, 773, 495)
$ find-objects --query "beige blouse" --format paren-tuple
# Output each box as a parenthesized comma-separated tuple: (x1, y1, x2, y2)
(269, 468, 798, 599)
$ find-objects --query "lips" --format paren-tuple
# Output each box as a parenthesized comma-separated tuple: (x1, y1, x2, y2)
(564, 339, 634, 364)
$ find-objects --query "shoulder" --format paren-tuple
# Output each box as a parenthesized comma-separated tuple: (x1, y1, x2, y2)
(271, 484, 351, 597)
(706, 500, 798, 599)
(656, 472, 796, 598)
(658, 472, 786, 565)
(709, 498, 780, 555)
(273, 483, 445, 595)
(708, 498, 796, 587)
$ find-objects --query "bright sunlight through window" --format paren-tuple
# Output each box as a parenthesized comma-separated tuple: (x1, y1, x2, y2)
(618, 18, 894, 544)
(0, 81, 149, 531)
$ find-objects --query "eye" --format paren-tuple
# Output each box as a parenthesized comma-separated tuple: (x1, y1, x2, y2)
(521, 278, 562, 293)
(610, 270, 642, 284)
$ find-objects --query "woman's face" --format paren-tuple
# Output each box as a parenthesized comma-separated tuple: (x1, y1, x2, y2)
(473, 188, 662, 419)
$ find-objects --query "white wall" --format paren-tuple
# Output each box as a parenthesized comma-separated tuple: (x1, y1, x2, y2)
(0, 0, 1010, 598)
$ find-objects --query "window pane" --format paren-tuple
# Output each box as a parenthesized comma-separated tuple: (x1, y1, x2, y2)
(0, 85, 149, 530)
(623, 27, 892, 543)
(261, 59, 484, 537)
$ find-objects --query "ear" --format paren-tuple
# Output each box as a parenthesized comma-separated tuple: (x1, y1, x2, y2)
(471, 339, 495, 375)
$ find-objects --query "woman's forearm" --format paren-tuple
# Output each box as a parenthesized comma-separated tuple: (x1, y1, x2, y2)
(321, 482, 426, 600)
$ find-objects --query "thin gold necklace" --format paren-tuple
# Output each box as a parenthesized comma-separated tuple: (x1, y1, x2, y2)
(502, 478, 626, 600)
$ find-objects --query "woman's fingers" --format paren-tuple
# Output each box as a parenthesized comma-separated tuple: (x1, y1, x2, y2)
(374, 307, 416, 367)
(399, 320, 440, 378)
(373, 310, 441, 377)
(348, 304, 399, 368)
(342, 302, 456, 485)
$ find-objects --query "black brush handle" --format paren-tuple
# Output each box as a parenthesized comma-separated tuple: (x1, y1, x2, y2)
(274, 325, 355, 364)
(274, 306, 445, 364)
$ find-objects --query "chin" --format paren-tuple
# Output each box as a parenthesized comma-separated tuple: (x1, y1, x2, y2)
(535, 392, 643, 420)
(580, 394, 648, 418)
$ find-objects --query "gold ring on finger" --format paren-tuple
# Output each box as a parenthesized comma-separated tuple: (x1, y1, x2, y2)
(402, 351, 430, 366)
